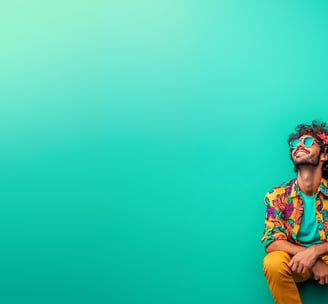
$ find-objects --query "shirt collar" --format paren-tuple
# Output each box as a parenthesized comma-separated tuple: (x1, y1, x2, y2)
(320, 178, 328, 196)
(290, 178, 328, 197)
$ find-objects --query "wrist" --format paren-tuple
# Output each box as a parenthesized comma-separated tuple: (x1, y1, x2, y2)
(313, 242, 328, 258)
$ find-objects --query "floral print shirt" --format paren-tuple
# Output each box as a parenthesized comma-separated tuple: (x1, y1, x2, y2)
(262, 178, 328, 249)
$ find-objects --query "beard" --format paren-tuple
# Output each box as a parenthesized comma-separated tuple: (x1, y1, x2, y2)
(293, 151, 321, 171)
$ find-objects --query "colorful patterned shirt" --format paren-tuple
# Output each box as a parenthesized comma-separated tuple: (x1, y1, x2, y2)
(262, 178, 328, 249)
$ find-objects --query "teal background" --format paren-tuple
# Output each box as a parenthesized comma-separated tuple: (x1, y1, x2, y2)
(1, 0, 328, 303)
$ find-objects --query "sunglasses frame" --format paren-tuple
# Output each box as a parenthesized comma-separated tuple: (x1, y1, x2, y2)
(289, 136, 316, 149)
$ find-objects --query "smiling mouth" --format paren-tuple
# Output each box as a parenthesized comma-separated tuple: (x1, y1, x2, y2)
(294, 149, 309, 157)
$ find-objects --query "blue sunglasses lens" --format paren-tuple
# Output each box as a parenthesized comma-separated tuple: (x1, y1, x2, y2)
(290, 139, 300, 149)
(303, 137, 314, 147)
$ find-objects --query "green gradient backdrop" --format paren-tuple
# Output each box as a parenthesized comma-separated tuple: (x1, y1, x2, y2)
(1, 0, 328, 303)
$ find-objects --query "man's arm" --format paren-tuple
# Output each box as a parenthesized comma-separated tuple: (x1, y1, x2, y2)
(267, 240, 328, 274)
(266, 240, 313, 273)
(311, 242, 328, 257)
(289, 242, 328, 273)
(262, 192, 289, 248)
(266, 240, 306, 255)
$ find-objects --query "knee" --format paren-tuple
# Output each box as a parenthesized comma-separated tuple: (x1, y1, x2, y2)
(263, 251, 291, 277)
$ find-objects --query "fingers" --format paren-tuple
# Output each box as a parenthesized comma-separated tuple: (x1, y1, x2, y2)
(297, 264, 304, 274)
(314, 275, 324, 285)
(289, 261, 298, 273)
(288, 256, 295, 269)
(314, 274, 328, 285)
(289, 256, 304, 273)
(289, 261, 308, 274)
(288, 258, 298, 272)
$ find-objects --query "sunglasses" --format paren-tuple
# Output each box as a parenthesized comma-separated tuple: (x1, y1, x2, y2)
(289, 136, 315, 149)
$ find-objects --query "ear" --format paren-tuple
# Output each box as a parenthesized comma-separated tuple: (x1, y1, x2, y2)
(321, 153, 328, 162)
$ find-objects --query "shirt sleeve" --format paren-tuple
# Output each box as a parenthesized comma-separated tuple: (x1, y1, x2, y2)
(261, 192, 288, 249)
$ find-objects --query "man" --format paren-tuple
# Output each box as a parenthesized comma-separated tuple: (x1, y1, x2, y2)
(262, 121, 328, 304)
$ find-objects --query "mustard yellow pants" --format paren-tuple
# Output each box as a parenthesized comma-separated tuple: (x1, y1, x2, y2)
(263, 251, 328, 304)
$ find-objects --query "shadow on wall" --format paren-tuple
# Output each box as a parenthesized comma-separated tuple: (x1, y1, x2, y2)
(298, 280, 328, 303)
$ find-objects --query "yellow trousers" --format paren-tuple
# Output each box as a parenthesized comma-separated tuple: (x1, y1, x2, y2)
(263, 251, 328, 304)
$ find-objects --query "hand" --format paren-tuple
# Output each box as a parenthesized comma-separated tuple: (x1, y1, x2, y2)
(288, 246, 318, 274)
(312, 260, 328, 285)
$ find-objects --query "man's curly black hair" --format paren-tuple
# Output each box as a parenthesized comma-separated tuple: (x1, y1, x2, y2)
(287, 120, 328, 179)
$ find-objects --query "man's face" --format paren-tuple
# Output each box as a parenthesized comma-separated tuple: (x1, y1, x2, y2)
(291, 135, 321, 168)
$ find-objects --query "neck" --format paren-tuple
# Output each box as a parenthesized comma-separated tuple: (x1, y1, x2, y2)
(297, 165, 322, 196)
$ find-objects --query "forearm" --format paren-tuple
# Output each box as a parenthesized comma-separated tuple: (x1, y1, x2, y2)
(312, 242, 328, 258)
(266, 240, 306, 255)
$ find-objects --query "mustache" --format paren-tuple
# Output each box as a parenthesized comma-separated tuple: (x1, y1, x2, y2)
(294, 147, 309, 154)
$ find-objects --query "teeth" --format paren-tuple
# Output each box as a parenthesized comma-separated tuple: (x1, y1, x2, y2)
(296, 150, 307, 156)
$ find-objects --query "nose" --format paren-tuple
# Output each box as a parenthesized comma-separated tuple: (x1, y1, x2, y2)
(296, 138, 308, 149)
(296, 140, 303, 147)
